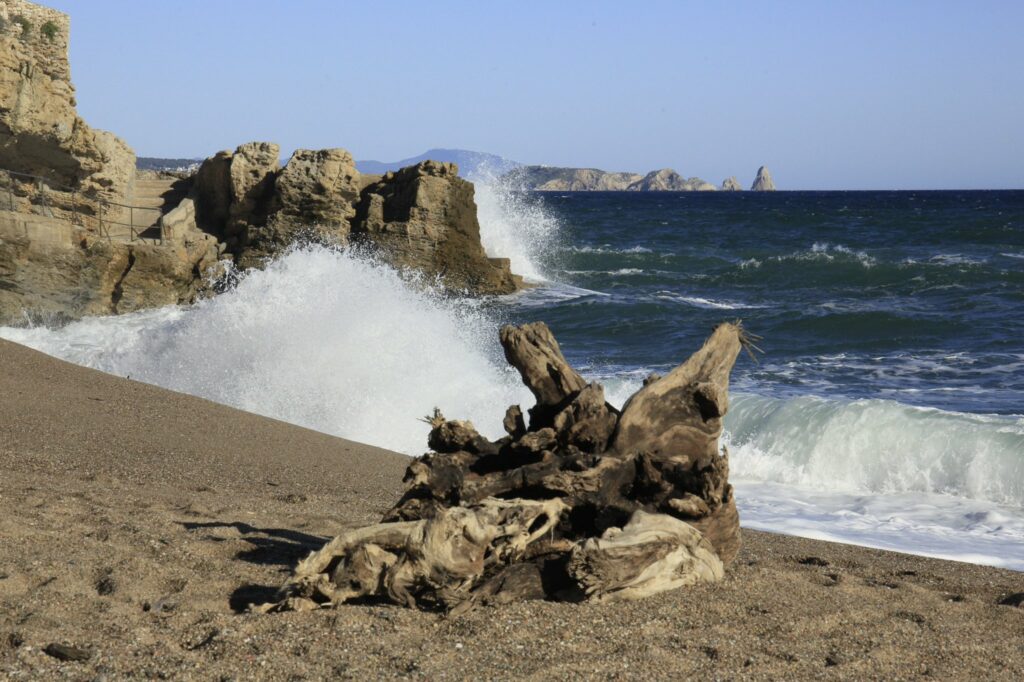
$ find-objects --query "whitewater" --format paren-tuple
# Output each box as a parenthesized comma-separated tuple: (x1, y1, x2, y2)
(2, 183, 1023, 570)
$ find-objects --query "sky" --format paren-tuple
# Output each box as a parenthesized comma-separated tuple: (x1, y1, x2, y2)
(48, 0, 1024, 189)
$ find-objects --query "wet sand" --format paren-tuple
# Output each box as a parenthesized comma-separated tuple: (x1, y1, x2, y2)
(1, 338, 1021, 679)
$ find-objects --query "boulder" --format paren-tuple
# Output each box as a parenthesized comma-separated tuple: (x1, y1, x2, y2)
(721, 176, 742, 191)
(259, 321, 750, 614)
(353, 160, 519, 295)
(751, 166, 776, 191)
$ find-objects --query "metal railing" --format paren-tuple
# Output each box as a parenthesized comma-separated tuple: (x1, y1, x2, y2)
(1, 167, 164, 243)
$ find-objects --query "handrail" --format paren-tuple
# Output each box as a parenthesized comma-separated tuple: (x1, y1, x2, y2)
(0, 166, 168, 244)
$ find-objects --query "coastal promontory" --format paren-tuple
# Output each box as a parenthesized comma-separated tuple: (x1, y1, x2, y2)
(0, 0, 520, 325)
(505, 164, 775, 192)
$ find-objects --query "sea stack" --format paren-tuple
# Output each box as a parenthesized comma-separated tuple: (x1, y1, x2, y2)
(750, 166, 776, 191)
(721, 177, 742, 191)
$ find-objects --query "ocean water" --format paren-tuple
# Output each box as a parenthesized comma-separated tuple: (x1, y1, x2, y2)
(3, 187, 1023, 569)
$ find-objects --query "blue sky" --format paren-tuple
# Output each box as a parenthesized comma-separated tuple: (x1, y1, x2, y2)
(50, 1, 1023, 189)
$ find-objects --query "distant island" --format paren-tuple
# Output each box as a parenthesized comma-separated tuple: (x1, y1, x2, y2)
(504, 165, 776, 192)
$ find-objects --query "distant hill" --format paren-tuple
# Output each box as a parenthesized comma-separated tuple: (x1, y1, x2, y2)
(356, 149, 520, 180)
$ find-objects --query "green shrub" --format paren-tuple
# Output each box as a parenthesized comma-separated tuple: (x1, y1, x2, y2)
(41, 20, 59, 41)
(12, 15, 31, 37)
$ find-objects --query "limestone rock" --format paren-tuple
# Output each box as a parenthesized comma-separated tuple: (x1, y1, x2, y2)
(0, 1, 135, 209)
(192, 150, 233, 233)
(240, 147, 358, 268)
(505, 166, 642, 191)
(506, 165, 718, 192)
(353, 160, 519, 295)
(751, 166, 776, 191)
(0, 210, 220, 323)
(229, 142, 279, 223)
(627, 169, 717, 192)
(189, 147, 518, 295)
(721, 176, 742, 191)
(260, 321, 748, 614)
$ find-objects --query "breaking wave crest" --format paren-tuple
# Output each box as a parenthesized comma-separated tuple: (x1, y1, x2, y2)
(2, 245, 1022, 512)
(1, 246, 531, 455)
(725, 394, 1024, 506)
(473, 169, 562, 281)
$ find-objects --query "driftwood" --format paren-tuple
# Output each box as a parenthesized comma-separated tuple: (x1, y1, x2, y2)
(259, 321, 750, 613)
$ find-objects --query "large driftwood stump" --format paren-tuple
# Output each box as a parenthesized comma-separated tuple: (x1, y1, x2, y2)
(260, 322, 749, 613)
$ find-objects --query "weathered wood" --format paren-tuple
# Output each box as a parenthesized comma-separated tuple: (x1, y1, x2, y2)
(260, 321, 749, 613)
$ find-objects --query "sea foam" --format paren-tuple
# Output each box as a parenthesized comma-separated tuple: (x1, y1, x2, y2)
(1, 247, 531, 455)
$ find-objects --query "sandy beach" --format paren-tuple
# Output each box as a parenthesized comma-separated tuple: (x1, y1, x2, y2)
(1, 337, 1022, 680)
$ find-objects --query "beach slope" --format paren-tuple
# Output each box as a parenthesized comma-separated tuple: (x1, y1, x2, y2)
(1, 338, 1021, 679)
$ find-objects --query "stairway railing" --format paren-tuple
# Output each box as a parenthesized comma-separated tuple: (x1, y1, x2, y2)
(0, 167, 165, 244)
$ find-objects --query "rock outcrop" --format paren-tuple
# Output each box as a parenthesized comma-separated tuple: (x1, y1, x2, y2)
(0, 210, 220, 323)
(0, 2, 521, 324)
(353, 161, 519, 294)
(751, 166, 776, 191)
(505, 166, 642, 191)
(0, 0, 134, 209)
(721, 176, 742, 191)
(507, 165, 720, 192)
(627, 169, 717, 192)
(259, 321, 751, 614)
(0, 1, 229, 325)
(191, 147, 519, 295)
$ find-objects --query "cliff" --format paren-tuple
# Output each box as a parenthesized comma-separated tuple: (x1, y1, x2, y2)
(0, 0, 134, 207)
(0, 0, 225, 325)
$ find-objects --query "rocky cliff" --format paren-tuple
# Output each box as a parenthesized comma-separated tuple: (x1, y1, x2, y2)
(0, 211, 220, 323)
(0, 1, 228, 325)
(0, 1, 524, 324)
(0, 0, 134, 207)
(721, 177, 742, 191)
(751, 166, 776, 191)
(190, 144, 519, 295)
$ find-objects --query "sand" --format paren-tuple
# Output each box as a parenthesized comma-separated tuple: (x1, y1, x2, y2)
(1, 337, 1022, 680)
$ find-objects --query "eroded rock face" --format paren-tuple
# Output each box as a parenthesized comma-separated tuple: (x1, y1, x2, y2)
(721, 176, 742, 191)
(0, 211, 220, 322)
(751, 166, 776, 191)
(260, 321, 748, 614)
(0, 1, 135, 207)
(190, 146, 518, 294)
(353, 160, 519, 294)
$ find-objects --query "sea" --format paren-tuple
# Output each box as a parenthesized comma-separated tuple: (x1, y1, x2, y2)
(3, 183, 1023, 570)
